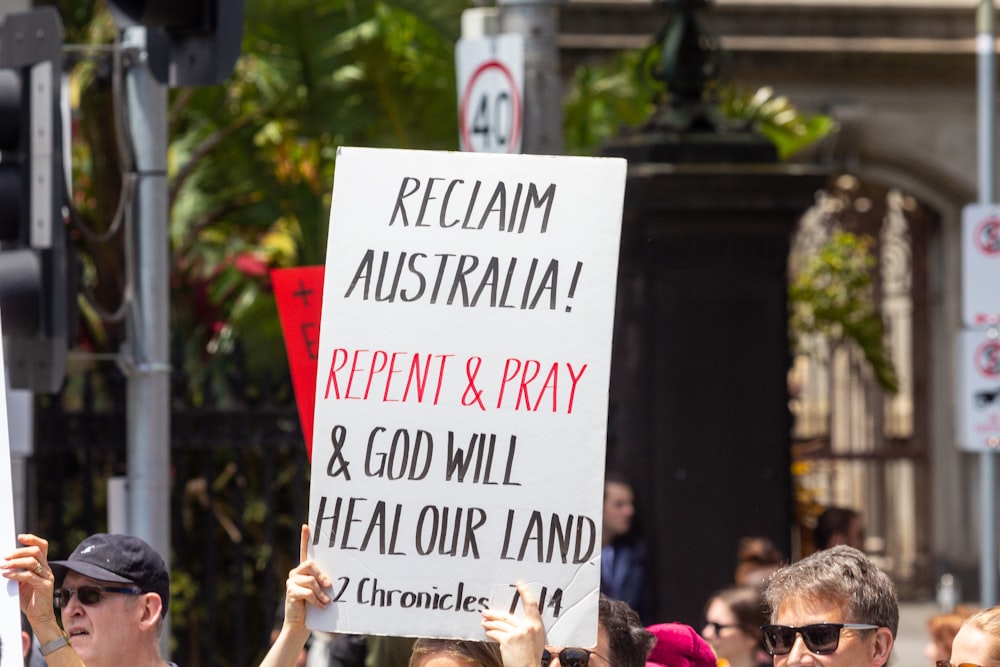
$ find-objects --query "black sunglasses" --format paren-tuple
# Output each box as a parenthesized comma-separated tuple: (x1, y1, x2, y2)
(937, 663, 988, 667)
(54, 585, 143, 608)
(761, 623, 880, 655)
(541, 647, 611, 667)
(704, 621, 741, 635)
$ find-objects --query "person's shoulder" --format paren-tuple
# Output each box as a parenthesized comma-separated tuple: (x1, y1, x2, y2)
(615, 533, 647, 552)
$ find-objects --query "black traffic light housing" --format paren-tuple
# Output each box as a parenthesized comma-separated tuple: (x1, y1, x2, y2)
(106, 0, 244, 86)
(0, 7, 75, 393)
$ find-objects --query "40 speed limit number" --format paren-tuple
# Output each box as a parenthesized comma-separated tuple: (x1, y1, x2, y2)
(459, 59, 523, 153)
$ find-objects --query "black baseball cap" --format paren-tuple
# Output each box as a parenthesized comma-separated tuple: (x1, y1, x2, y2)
(49, 533, 170, 616)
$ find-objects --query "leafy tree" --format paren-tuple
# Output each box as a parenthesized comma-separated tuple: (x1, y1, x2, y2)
(57, 0, 467, 403)
(788, 231, 899, 394)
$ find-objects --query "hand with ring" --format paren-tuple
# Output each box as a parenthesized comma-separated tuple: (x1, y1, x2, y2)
(1, 534, 58, 628)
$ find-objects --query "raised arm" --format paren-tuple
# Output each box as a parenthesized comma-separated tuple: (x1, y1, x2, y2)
(2, 534, 86, 667)
(259, 524, 332, 667)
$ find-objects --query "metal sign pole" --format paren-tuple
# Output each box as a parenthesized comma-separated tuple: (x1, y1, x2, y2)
(497, 0, 562, 155)
(977, 0, 997, 608)
(122, 25, 172, 652)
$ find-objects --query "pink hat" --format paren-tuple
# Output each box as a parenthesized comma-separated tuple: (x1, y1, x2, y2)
(645, 623, 718, 667)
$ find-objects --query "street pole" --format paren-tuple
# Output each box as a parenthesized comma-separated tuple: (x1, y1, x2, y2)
(122, 25, 172, 651)
(497, 0, 563, 155)
(977, 0, 997, 608)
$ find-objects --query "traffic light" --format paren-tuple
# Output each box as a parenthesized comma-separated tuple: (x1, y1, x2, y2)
(0, 7, 75, 393)
(106, 0, 244, 86)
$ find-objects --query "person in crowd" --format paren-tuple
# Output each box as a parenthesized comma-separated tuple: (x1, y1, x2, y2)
(946, 605, 1000, 667)
(579, 595, 655, 667)
(404, 587, 545, 667)
(264, 525, 547, 667)
(702, 586, 769, 667)
(407, 594, 650, 667)
(733, 537, 784, 588)
(646, 622, 716, 667)
(2, 532, 176, 667)
(924, 607, 976, 665)
(267, 524, 649, 667)
(409, 595, 653, 667)
(408, 639, 505, 667)
(814, 507, 866, 551)
(600, 472, 649, 621)
(761, 545, 897, 667)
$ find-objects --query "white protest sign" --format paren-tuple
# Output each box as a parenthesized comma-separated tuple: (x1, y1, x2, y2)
(957, 329, 1000, 451)
(456, 34, 524, 153)
(306, 147, 626, 645)
(1, 316, 26, 667)
(962, 203, 1000, 326)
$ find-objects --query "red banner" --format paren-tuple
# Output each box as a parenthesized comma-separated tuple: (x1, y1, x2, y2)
(271, 266, 324, 459)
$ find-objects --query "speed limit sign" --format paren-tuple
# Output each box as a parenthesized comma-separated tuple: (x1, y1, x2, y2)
(456, 34, 524, 153)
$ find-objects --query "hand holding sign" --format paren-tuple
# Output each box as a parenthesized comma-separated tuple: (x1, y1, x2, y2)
(260, 524, 333, 667)
(285, 525, 332, 627)
(481, 583, 546, 667)
(1, 533, 63, 663)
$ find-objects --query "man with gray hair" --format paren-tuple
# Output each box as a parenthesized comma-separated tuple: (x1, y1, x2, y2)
(761, 545, 897, 667)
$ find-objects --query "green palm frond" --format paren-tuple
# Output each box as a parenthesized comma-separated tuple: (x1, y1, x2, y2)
(718, 85, 837, 159)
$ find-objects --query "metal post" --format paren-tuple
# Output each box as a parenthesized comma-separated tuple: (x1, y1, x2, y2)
(5, 385, 33, 533)
(122, 25, 172, 651)
(977, 0, 997, 608)
(497, 0, 563, 155)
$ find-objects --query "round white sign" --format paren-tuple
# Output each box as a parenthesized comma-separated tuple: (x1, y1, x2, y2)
(459, 59, 522, 153)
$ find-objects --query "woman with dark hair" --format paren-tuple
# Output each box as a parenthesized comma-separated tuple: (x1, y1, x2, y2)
(701, 586, 769, 667)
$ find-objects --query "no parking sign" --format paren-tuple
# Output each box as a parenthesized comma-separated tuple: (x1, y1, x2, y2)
(962, 203, 1000, 326)
(456, 34, 524, 153)
(958, 329, 1000, 451)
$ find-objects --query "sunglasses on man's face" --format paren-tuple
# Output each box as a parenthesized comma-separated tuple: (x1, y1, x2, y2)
(937, 663, 990, 667)
(541, 647, 611, 667)
(54, 585, 143, 609)
(761, 623, 880, 655)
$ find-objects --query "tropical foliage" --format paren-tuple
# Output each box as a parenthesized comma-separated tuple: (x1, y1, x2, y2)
(60, 0, 468, 405)
(788, 230, 900, 394)
(563, 47, 836, 159)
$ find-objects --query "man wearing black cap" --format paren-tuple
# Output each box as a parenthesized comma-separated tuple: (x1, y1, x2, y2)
(2, 532, 176, 667)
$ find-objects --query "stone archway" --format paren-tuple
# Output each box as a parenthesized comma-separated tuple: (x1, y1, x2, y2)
(788, 172, 940, 596)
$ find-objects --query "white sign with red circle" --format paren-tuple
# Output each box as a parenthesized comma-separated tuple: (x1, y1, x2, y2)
(958, 329, 1000, 451)
(962, 203, 1000, 326)
(456, 34, 524, 153)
